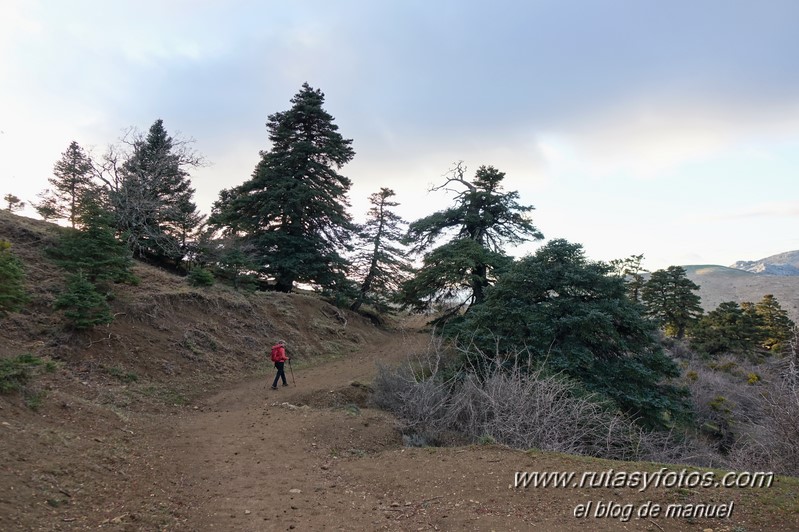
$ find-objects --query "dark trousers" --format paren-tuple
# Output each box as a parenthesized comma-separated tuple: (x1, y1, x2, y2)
(272, 362, 287, 387)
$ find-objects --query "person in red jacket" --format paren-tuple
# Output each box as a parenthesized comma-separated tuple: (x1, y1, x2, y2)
(270, 340, 289, 390)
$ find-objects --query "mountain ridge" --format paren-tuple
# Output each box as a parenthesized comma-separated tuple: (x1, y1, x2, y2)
(729, 249, 799, 276)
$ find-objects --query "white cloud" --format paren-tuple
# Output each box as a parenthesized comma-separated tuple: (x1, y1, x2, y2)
(545, 97, 799, 181)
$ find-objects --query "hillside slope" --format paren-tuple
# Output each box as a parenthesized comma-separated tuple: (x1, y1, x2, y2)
(1, 212, 797, 530)
(684, 264, 799, 320)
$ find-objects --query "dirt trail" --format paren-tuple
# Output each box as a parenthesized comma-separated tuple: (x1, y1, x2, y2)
(144, 331, 794, 532)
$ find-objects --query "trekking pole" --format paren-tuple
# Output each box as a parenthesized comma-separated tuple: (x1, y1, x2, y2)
(288, 359, 296, 385)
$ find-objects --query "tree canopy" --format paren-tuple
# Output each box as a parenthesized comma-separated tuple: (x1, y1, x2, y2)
(47, 193, 135, 287)
(36, 141, 95, 227)
(448, 239, 691, 429)
(399, 163, 542, 315)
(99, 119, 203, 265)
(209, 83, 355, 292)
(350, 188, 412, 312)
(642, 266, 703, 338)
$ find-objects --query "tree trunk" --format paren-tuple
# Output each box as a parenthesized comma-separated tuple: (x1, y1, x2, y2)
(274, 273, 294, 293)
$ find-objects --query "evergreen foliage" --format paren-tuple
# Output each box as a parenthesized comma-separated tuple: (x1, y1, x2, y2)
(47, 194, 135, 286)
(110, 119, 203, 264)
(0, 354, 53, 394)
(36, 141, 96, 227)
(448, 239, 692, 429)
(209, 83, 355, 293)
(641, 266, 703, 338)
(690, 301, 764, 356)
(691, 295, 795, 355)
(350, 188, 413, 312)
(0, 240, 29, 316)
(187, 266, 215, 287)
(216, 247, 258, 290)
(400, 163, 542, 316)
(3, 194, 25, 212)
(609, 254, 647, 302)
(754, 294, 795, 352)
(54, 272, 113, 329)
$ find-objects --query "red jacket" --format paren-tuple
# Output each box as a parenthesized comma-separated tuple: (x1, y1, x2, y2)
(271, 344, 288, 363)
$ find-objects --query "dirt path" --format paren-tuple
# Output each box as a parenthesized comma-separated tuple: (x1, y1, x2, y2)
(142, 331, 796, 532)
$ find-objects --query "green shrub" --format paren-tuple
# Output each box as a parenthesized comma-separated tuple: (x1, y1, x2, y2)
(0, 240, 28, 316)
(0, 354, 53, 394)
(107, 366, 138, 383)
(187, 267, 215, 287)
(54, 273, 113, 329)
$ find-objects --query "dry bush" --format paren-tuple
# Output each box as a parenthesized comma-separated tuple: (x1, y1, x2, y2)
(678, 326, 799, 476)
(726, 329, 799, 476)
(373, 338, 703, 463)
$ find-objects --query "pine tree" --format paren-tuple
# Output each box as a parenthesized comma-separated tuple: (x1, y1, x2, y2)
(610, 254, 647, 302)
(350, 188, 413, 312)
(641, 266, 703, 338)
(3, 194, 25, 212)
(690, 301, 765, 355)
(111, 119, 202, 264)
(0, 240, 28, 316)
(755, 294, 795, 352)
(449, 239, 691, 429)
(54, 272, 113, 329)
(209, 83, 355, 292)
(36, 141, 95, 227)
(399, 163, 542, 315)
(47, 193, 135, 286)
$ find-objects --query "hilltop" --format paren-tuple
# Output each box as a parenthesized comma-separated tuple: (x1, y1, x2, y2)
(1, 211, 798, 531)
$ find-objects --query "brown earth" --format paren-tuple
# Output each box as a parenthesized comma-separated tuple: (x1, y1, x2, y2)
(2, 211, 798, 531)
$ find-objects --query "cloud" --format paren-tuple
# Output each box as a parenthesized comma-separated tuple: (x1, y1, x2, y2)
(696, 202, 799, 222)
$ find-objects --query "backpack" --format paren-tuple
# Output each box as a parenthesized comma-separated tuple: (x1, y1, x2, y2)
(270, 345, 283, 363)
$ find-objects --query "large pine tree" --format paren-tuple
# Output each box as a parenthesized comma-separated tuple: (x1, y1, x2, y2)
(210, 83, 355, 292)
(399, 163, 542, 315)
(112, 119, 202, 264)
(449, 240, 692, 429)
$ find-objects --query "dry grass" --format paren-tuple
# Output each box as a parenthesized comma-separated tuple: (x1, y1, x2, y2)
(373, 339, 710, 465)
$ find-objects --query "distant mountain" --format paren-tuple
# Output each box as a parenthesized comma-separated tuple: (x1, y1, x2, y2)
(730, 250, 799, 276)
(683, 263, 799, 321)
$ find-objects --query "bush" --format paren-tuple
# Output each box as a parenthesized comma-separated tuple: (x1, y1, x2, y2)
(0, 354, 54, 395)
(187, 267, 215, 287)
(726, 333, 799, 476)
(54, 273, 113, 329)
(373, 340, 702, 463)
(0, 240, 28, 316)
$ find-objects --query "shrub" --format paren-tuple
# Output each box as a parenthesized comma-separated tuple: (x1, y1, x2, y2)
(54, 273, 113, 329)
(726, 331, 799, 476)
(187, 267, 215, 287)
(373, 340, 700, 463)
(0, 240, 28, 316)
(46, 197, 136, 286)
(0, 354, 54, 395)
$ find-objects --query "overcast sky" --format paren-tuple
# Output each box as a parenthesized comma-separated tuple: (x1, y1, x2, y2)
(2, 0, 798, 270)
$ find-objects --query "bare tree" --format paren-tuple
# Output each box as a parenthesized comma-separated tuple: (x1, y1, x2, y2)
(92, 121, 205, 265)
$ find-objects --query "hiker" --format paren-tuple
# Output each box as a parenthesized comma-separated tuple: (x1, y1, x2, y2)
(270, 340, 289, 390)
